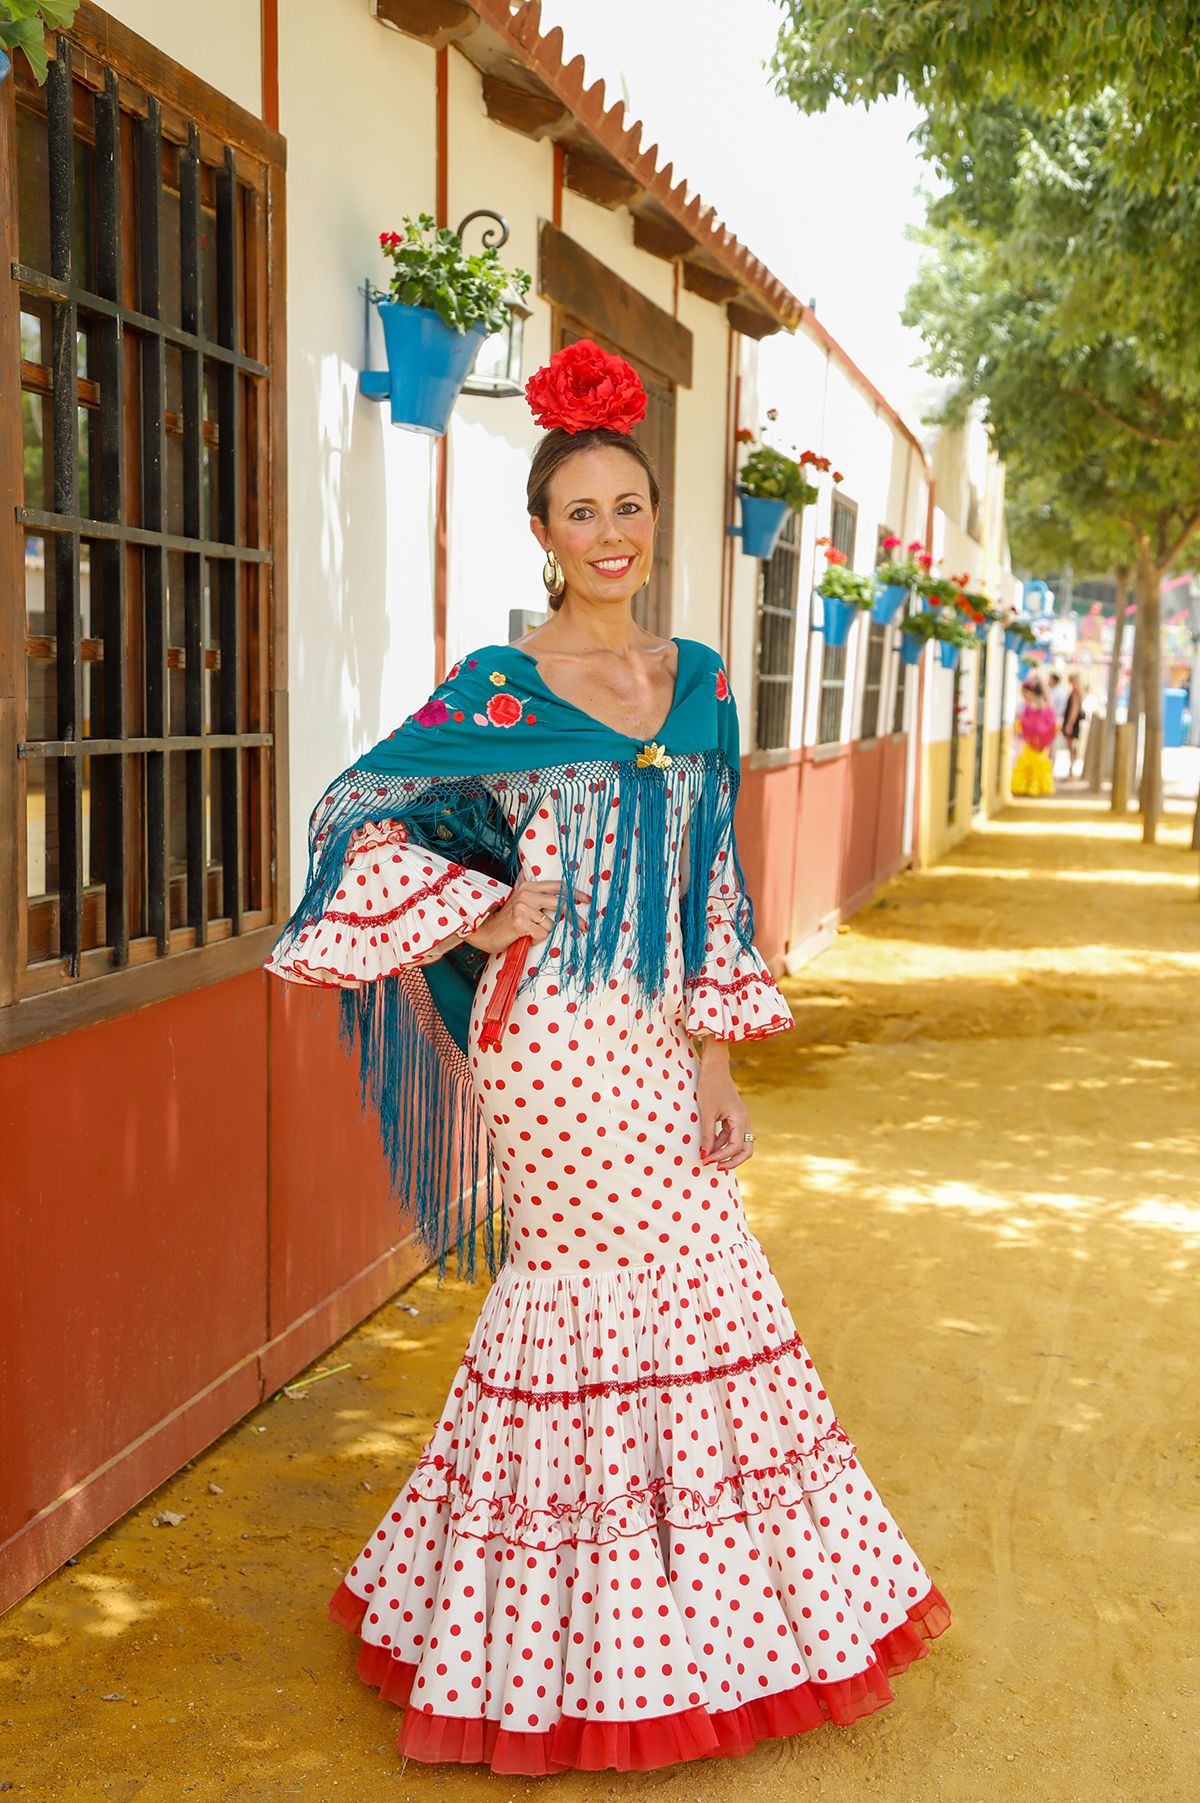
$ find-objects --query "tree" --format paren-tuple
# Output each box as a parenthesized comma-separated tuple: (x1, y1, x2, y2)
(903, 216, 1200, 840)
(771, 2, 1200, 196)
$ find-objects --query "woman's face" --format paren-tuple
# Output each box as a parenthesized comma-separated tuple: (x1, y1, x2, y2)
(530, 444, 657, 607)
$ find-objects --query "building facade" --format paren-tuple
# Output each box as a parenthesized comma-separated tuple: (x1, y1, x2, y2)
(0, 0, 1016, 1610)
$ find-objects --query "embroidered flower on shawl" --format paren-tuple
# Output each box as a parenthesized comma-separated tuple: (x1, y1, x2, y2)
(636, 740, 673, 769)
(412, 697, 450, 728)
(489, 671, 507, 685)
(715, 667, 730, 701)
(485, 691, 524, 728)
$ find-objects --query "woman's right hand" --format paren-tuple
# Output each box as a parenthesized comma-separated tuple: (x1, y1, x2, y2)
(462, 879, 589, 956)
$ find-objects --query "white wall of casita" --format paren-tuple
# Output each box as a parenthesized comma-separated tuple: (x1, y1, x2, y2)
(751, 324, 931, 751)
(279, 3, 439, 905)
(102, 0, 261, 116)
(672, 292, 730, 649)
(444, 50, 555, 659)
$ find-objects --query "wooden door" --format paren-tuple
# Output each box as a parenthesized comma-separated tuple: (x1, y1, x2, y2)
(554, 315, 675, 638)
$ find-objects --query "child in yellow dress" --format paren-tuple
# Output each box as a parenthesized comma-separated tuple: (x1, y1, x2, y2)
(1012, 674, 1057, 795)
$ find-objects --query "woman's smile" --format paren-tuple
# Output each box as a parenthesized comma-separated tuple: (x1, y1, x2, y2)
(591, 554, 636, 578)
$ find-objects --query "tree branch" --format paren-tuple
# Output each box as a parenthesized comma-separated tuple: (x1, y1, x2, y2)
(1071, 385, 1181, 447)
(1159, 503, 1200, 570)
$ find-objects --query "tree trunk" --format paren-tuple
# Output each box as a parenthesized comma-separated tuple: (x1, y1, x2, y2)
(1097, 564, 1129, 790)
(1135, 543, 1163, 843)
(1128, 589, 1146, 799)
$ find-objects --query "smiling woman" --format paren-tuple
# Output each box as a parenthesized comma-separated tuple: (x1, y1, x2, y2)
(265, 340, 951, 1776)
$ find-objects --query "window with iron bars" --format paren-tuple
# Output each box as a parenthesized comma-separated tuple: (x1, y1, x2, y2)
(816, 493, 857, 745)
(753, 508, 800, 751)
(891, 596, 912, 735)
(3, 22, 285, 1039)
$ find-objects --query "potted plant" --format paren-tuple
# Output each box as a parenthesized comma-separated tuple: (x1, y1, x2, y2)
(1003, 613, 1037, 655)
(732, 427, 819, 558)
(900, 607, 975, 670)
(916, 561, 962, 612)
(362, 213, 531, 434)
(873, 536, 923, 625)
(816, 543, 874, 647)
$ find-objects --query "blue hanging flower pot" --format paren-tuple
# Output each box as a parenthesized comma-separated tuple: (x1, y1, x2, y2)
(361, 300, 489, 435)
(1004, 628, 1025, 655)
(974, 619, 991, 644)
(871, 582, 909, 626)
(937, 639, 960, 671)
(734, 490, 790, 559)
(819, 591, 856, 648)
(898, 632, 925, 667)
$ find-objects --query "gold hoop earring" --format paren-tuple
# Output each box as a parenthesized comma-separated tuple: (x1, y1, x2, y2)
(542, 548, 565, 597)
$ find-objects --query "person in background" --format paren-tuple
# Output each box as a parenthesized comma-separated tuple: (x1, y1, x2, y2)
(1012, 672, 1058, 795)
(1047, 671, 1068, 772)
(1062, 672, 1085, 778)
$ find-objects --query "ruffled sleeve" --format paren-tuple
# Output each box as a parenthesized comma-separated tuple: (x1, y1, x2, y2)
(265, 816, 510, 989)
(683, 656, 793, 1043)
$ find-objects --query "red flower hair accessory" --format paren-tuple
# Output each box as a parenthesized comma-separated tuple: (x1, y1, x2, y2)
(525, 338, 648, 434)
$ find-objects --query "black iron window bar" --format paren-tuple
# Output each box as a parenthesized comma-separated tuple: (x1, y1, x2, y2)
(755, 513, 799, 753)
(15, 42, 272, 978)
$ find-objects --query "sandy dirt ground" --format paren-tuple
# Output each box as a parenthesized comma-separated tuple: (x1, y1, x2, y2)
(4, 791, 1198, 1803)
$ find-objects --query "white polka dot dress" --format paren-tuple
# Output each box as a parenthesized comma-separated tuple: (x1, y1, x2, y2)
(268, 760, 951, 1774)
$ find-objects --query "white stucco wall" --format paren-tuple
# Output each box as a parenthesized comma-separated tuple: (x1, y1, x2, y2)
(101, 0, 261, 116)
(278, 2, 440, 900)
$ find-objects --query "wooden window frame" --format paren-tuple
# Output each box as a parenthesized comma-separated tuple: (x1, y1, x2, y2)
(816, 492, 857, 747)
(752, 509, 799, 752)
(0, 4, 288, 1054)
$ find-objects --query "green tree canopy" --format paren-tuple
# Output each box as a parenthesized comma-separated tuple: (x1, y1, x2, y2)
(771, 1, 1200, 195)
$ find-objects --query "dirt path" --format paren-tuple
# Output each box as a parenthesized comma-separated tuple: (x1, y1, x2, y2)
(5, 796, 1198, 1802)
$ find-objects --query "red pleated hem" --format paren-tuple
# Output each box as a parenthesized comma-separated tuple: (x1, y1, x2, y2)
(327, 1576, 951, 1775)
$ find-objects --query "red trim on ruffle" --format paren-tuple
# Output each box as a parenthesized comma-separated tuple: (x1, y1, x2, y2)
(324, 862, 469, 928)
(403, 1425, 859, 1546)
(460, 1328, 805, 1406)
(346, 816, 410, 856)
(694, 967, 780, 998)
(328, 1577, 951, 1775)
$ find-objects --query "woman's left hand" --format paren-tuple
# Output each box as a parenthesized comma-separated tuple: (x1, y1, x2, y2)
(696, 1041, 754, 1170)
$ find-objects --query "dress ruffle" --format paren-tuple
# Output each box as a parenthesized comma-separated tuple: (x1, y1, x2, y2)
(264, 820, 510, 987)
(685, 915, 794, 1041)
(328, 1576, 950, 1774)
(326, 1236, 950, 1773)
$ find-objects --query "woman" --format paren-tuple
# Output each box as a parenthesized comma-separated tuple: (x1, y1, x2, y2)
(1061, 673, 1085, 778)
(264, 341, 950, 1775)
(1012, 672, 1058, 795)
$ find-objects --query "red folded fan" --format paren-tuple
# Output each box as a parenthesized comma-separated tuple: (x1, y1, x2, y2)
(478, 936, 530, 1051)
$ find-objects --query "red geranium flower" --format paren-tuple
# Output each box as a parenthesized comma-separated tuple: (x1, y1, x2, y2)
(735, 426, 755, 445)
(882, 535, 902, 550)
(917, 553, 933, 568)
(815, 535, 831, 546)
(824, 546, 848, 565)
(525, 339, 648, 435)
(813, 456, 832, 473)
(832, 470, 844, 483)
(907, 539, 924, 553)
(799, 450, 817, 466)
(766, 407, 778, 421)
(486, 691, 524, 728)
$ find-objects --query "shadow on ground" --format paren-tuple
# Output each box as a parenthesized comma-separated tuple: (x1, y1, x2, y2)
(3, 796, 1197, 1802)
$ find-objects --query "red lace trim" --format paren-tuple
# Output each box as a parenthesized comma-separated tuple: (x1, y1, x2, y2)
(460, 1329, 805, 1407)
(322, 863, 469, 929)
(404, 1425, 858, 1545)
(692, 969, 778, 998)
(346, 817, 410, 856)
(327, 1577, 952, 1775)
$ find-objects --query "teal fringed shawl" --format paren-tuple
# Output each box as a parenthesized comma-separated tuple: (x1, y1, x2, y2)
(267, 638, 759, 1286)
